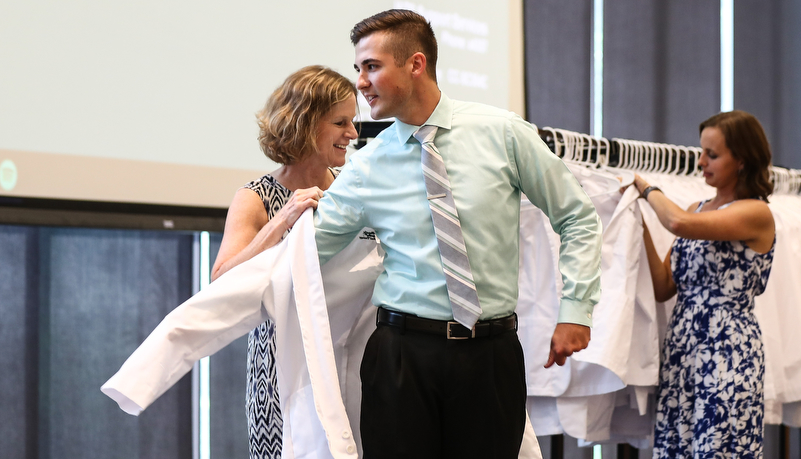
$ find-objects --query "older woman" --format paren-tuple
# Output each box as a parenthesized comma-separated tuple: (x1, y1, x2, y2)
(636, 110, 775, 458)
(211, 65, 357, 458)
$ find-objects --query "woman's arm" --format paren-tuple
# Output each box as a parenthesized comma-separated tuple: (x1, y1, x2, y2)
(643, 222, 677, 302)
(211, 187, 324, 281)
(635, 176, 774, 252)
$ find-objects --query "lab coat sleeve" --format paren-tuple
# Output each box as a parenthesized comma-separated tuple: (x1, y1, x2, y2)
(101, 234, 293, 415)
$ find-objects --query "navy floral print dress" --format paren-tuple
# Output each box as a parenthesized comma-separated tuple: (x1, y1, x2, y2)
(653, 201, 774, 458)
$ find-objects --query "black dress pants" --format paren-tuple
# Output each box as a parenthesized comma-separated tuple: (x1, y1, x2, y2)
(359, 323, 527, 459)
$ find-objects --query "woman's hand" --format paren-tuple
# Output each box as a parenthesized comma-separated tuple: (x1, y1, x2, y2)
(617, 173, 645, 195)
(631, 174, 649, 196)
(273, 186, 325, 231)
(212, 186, 326, 281)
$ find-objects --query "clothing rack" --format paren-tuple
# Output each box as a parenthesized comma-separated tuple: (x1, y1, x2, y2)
(536, 125, 801, 457)
(538, 126, 801, 194)
(357, 121, 800, 193)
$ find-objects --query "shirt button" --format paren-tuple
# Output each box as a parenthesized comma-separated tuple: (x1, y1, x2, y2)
(346, 445, 356, 454)
(342, 430, 351, 439)
(587, 313, 592, 319)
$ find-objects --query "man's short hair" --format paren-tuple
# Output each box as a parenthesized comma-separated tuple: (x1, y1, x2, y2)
(351, 9, 438, 82)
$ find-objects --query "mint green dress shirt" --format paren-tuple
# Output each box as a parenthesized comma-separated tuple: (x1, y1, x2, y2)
(314, 93, 601, 326)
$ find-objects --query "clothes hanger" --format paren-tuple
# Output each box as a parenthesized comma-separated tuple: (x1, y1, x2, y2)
(640, 141, 653, 173)
(792, 169, 801, 194)
(549, 129, 633, 194)
(595, 136, 610, 168)
(771, 167, 788, 194)
(690, 147, 703, 177)
(611, 139, 625, 169)
(634, 140, 646, 172)
(610, 138, 634, 171)
(645, 141, 660, 174)
(620, 139, 634, 170)
(625, 140, 637, 170)
(680, 146, 697, 176)
(658, 143, 671, 174)
(561, 129, 579, 162)
(665, 145, 680, 175)
(675, 145, 688, 176)
(538, 127, 562, 158)
(597, 138, 636, 188)
(644, 141, 658, 174)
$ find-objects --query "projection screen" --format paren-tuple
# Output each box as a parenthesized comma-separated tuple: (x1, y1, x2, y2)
(0, 0, 524, 208)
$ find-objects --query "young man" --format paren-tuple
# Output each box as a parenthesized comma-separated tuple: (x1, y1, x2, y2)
(313, 9, 602, 459)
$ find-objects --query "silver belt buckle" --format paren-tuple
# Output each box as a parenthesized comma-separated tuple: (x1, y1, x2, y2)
(446, 321, 475, 339)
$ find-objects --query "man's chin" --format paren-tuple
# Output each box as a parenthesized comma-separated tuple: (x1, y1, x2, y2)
(370, 107, 385, 120)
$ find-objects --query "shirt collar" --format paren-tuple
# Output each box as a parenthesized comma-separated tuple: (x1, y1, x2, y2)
(394, 92, 453, 145)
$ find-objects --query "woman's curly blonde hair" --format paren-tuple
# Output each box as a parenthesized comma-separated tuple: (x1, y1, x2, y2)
(257, 66, 356, 165)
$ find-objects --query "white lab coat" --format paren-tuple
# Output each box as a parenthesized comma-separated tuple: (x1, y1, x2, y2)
(102, 210, 542, 458)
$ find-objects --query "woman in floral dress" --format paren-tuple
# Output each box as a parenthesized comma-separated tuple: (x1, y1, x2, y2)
(635, 110, 775, 458)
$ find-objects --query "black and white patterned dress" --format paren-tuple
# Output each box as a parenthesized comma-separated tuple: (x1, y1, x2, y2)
(243, 174, 290, 459)
(242, 171, 337, 459)
(653, 201, 774, 458)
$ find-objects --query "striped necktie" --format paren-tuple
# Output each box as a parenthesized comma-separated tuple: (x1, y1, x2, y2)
(414, 125, 482, 329)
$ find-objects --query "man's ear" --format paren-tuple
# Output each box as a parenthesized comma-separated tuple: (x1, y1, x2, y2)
(409, 52, 427, 78)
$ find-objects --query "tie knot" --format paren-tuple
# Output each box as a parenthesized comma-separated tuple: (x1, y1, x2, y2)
(413, 125, 438, 145)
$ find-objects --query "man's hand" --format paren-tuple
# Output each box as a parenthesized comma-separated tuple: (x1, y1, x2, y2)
(544, 323, 591, 368)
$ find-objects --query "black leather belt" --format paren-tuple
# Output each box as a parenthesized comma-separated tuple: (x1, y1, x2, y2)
(376, 307, 517, 340)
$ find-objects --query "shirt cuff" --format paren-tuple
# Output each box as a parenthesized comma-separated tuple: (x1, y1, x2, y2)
(556, 298, 594, 328)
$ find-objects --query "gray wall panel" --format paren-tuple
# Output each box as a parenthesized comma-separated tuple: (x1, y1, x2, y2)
(662, 1, 720, 147)
(734, 0, 801, 170)
(208, 232, 250, 458)
(733, 0, 779, 152)
(42, 228, 193, 459)
(763, 424, 781, 459)
(790, 426, 801, 459)
(776, 0, 801, 169)
(0, 226, 35, 459)
(603, 0, 662, 142)
(211, 336, 249, 457)
(604, 0, 719, 147)
(524, 0, 592, 132)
